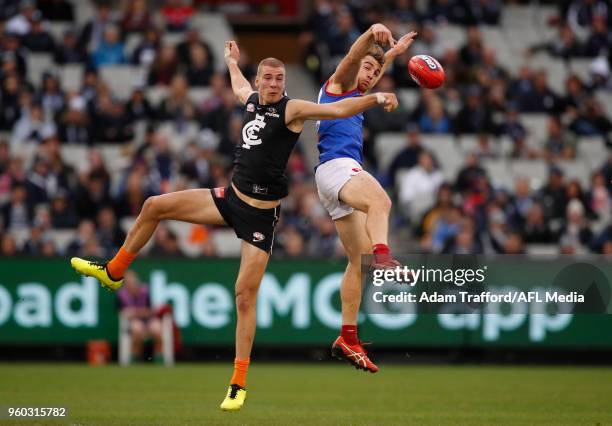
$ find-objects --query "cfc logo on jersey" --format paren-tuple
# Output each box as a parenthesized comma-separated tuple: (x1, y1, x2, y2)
(242, 114, 266, 149)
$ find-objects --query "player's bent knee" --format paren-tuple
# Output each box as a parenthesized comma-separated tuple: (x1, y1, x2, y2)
(142, 196, 160, 218)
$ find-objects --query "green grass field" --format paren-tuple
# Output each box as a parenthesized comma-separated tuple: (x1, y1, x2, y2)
(1, 363, 610, 425)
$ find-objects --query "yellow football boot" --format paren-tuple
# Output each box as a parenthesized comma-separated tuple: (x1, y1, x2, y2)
(70, 257, 123, 291)
(220, 384, 246, 411)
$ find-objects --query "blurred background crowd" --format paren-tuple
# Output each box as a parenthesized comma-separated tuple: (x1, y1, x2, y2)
(0, 0, 610, 260)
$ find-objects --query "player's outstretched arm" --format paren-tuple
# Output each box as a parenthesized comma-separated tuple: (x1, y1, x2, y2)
(224, 40, 254, 104)
(370, 31, 417, 90)
(332, 23, 395, 92)
(286, 93, 398, 124)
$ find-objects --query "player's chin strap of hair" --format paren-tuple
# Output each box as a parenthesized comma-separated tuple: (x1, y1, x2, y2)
(375, 92, 386, 105)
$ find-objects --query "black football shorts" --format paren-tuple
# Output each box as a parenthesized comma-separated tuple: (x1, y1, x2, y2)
(211, 185, 280, 253)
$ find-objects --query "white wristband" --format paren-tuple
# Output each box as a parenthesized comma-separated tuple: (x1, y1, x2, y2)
(376, 93, 386, 105)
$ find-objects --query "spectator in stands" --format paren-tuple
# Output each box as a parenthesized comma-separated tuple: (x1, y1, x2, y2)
(397, 150, 444, 219)
(50, 189, 77, 228)
(117, 271, 163, 361)
(455, 152, 487, 194)
(96, 206, 125, 257)
(388, 123, 424, 186)
(543, 115, 577, 161)
(58, 91, 90, 144)
(453, 87, 494, 134)
(0, 74, 24, 131)
(36, 0, 74, 22)
(75, 169, 112, 219)
(121, 0, 152, 34)
(1, 31, 28, 78)
(176, 27, 214, 68)
(509, 176, 535, 228)
(185, 44, 213, 86)
(503, 232, 525, 254)
(0, 156, 26, 201)
(584, 14, 612, 57)
(115, 159, 154, 218)
(558, 198, 594, 251)
(125, 85, 154, 122)
(326, 7, 360, 57)
(459, 26, 484, 67)
(54, 29, 89, 65)
(0, 233, 19, 255)
(147, 44, 179, 86)
(516, 70, 564, 113)
(10, 103, 56, 146)
(38, 72, 64, 119)
(92, 25, 126, 68)
(157, 73, 195, 122)
(588, 171, 611, 232)
(131, 27, 159, 67)
(79, 68, 99, 103)
(1, 182, 32, 230)
(443, 218, 482, 254)
(530, 24, 585, 59)
(89, 85, 133, 143)
(6, 0, 38, 35)
(160, 0, 194, 33)
(149, 223, 181, 256)
(21, 11, 55, 52)
(538, 167, 568, 224)
(523, 203, 556, 243)
(78, 0, 118, 52)
(0, 141, 9, 175)
(418, 95, 451, 133)
(570, 97, 612, 139)
(566, 0, 609, 40)
(276, 224, 306, 258)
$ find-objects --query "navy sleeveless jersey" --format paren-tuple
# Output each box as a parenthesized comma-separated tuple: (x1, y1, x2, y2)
(316, 80, 364, 166)
(232, 92, 300, 200)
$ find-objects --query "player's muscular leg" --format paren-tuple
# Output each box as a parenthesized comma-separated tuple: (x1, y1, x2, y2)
(338, 172, 391, 246)
(335, 211, 371, 325)
(123, 189, 226, 253)
(234, 241, 270, 359)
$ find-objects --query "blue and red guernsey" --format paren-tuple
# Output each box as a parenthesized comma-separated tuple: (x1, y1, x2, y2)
(316, 80, 364, 166)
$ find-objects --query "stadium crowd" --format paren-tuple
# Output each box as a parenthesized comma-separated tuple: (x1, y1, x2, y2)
(0, 0, 611, 259)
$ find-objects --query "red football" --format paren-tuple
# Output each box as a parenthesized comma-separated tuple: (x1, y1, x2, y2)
(408, 55, 445, 89)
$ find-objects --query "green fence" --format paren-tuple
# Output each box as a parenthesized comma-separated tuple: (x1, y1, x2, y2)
(0, 258, 610, 348)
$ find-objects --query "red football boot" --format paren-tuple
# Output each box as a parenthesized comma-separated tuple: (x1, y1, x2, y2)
(331, 336, 379, 373)
(371, 251, 402, 271)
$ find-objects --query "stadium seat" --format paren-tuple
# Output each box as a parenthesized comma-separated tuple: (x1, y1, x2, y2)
(187, 88, 212, 105)
(60, 145, 88, 170)
(577, 137, 608, 169)
(374, 132, 406, 173)
(458, 135, 479, 154)
(422, 134, 462, 180)
(48, 229, 77, 254)
(568, 59, 593, 82)
(99, 144, 132, 176)
(100, 65, 146, 100)
(125, 33, 143, 58)
(47, 22, 73, 42)
(520, 114, 549, 148)
(9, 228, 30, 250)
(59, 64, 84, 91)
(509, 159, 548, 190)
(556, 159, 591, 188)
(595, 92, 612, 118)
(212, 229, 242, 257)
(27, 54, 55, 86)
(10, 142, 38, 168)
(119, 310, 174, 367)
(482, 158, 511, 190)
(145, 86, 169, 107)
(435, 24, 465, 50)
(498, 136, 515, 157)
(156, 121, 200, 153)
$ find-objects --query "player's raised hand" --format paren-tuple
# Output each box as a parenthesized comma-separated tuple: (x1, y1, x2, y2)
(386, 31, 417, 59)
(224, 40, 240, 65)
(370, 23, 395, 47)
